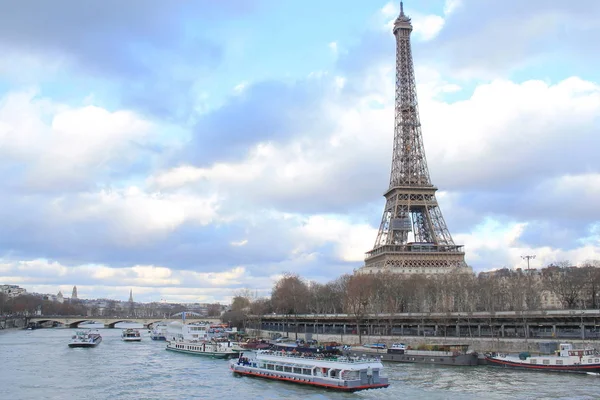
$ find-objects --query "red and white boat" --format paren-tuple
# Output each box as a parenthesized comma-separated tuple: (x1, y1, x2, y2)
(230, 350, 389, 392)
(485, 343, 600, 374)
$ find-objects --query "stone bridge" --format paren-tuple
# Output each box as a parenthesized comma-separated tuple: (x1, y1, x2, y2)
(29, 316, 221, 329)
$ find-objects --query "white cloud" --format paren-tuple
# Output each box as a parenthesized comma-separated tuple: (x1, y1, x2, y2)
(0, 90, 154, 189)
(328, 41, 338, 54)
(57, 187, 220, 243)
(412, 14, 445, 41)
(0, 259, 262, 302)
(443, 0, 463, 15)
(297, 216, 377, 262)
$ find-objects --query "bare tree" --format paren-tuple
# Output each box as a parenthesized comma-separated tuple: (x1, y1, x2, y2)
(581, 261, 600, 308)
(271, 273, 310, 339)
(344, 274, 375, 344)
(543, 262, 587, 308)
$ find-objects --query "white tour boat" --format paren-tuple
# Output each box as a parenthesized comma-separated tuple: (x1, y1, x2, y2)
(166, 338, 240, 359)
(121, 328, 142, 342)
(150, 323, 168, 341)
(68, 329, 102, 348)
(485, 343, 600, 374)
(230, 350, 390, 392)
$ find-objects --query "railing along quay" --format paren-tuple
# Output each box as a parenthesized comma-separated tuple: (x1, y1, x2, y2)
(249, 310, 600, 340)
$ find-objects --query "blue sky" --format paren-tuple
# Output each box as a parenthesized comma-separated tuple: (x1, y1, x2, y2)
(1, 0, 599, 303)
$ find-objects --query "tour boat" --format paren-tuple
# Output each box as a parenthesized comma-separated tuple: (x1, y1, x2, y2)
(358, 343, 479, 366)
(230, 350, 390, 392)
(68, 329, 102, 348)
(485, 343, 600, 374)
(166, 321, 221, 342)
(150, 323, 168, 341)
(121, 328, 142, 342)
(166, 339, 240, 359)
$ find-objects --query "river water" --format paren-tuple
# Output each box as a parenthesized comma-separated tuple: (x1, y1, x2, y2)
(1, 326, 600, 400)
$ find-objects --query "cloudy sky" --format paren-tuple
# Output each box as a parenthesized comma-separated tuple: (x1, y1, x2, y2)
(1, 0, 599, 304)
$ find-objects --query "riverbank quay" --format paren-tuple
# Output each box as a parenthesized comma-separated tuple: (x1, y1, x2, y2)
(246, 330, 599, 354)
(248, 309, 600, 343)
(0, 316, 26, 330)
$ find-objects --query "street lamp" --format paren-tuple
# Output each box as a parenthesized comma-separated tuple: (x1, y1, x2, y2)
(522, 255, 536, 312)
(521, 255, 536, 272)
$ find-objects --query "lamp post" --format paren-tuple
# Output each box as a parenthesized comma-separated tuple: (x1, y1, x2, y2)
(521, 255, 536, 313)
(521, 255, 536, 272)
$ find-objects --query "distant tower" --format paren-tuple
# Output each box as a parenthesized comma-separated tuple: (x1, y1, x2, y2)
(129, 289, 133, 303)
(71, 286, 78, 300)
(361, 2, 467, 275)
(57, 290, 64, 304)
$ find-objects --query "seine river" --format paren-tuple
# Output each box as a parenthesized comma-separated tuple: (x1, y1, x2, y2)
(1, 326, 600, 400)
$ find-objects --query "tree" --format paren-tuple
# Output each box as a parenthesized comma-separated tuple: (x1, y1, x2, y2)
(271, 273, 310, 339)
(207, 303, 222, 317)
(231, 296, 251, 312)
(543, 262, 587, 308)
(344, 274, 375, 344)
(581, 261, 600, 308)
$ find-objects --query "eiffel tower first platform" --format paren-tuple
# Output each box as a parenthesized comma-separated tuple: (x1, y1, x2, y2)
(360, 3, 469, 275)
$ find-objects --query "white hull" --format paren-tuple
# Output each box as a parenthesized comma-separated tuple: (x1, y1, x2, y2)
(122, 337, 142, 342)
(166, 340, 240, 359)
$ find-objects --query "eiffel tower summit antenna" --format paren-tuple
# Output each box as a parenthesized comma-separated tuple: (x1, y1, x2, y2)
(360, 2, 469, 275)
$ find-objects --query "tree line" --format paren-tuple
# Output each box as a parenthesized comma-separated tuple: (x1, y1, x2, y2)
(222, 261, 600, 334)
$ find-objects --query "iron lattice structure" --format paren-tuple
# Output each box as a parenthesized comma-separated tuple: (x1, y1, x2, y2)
(362, 3, 467, 274)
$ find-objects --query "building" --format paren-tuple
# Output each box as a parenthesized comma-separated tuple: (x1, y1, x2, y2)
(71, 286, 78, 300)
(0, 284, 27, 298)
(360, 3, 469, 276)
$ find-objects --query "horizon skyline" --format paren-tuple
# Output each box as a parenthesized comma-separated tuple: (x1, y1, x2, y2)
(1, 0, 599, 303)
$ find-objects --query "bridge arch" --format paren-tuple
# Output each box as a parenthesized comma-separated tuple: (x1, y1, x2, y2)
(66, 320, 97, 328)
(32, 319, 68, 328)
(106, 320, 143, 328)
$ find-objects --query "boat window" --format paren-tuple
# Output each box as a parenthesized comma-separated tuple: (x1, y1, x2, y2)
(596, 359, 599, 363)
(543, 360, 549, 365)
(589, 360, 593, 363)
(556, 360, 563, 365)
(530, 359, 537, 364)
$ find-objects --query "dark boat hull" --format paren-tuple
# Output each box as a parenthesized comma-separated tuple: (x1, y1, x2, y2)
(485, 356, 600, 374)
(68, 338, 102, 348)
(348, 349, 478, 366)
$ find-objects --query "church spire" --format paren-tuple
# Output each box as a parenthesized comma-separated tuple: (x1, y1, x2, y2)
(128, 289, 133, 303)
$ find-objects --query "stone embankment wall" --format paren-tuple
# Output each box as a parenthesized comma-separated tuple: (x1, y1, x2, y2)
(0, 317, 26, 330)
(247, 329, 599, 353)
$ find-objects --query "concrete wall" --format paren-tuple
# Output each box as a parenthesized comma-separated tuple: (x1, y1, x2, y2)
(248, 329, 600, 353)
(0, 317, 26, 329)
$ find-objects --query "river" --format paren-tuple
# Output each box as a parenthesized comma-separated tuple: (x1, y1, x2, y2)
(1, 326, 599, 399)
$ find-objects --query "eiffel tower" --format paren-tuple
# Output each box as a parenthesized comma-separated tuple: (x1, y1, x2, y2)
(361, 2, 468, 275)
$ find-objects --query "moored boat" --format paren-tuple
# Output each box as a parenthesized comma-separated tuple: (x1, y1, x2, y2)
(166, 339, 240, 359)
(240, 338, 272, 350)
(485, 343, 600, 374)
(68, 329, 102, 348)
(121, 328, 142, 342)
(348, 343, 478, 366)
(230, 350, 389, 392)
(150, 323, 168, 341)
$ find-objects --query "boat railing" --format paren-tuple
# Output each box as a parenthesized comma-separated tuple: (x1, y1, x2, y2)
(258, 350, 381, 364)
